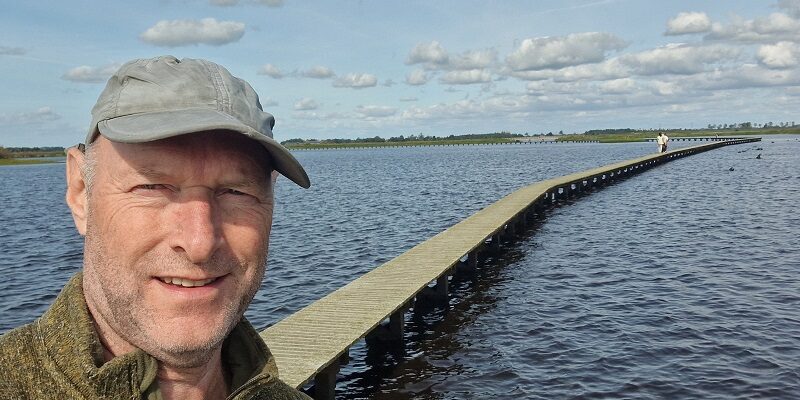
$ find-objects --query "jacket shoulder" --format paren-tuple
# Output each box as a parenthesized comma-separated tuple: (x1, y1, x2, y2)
(233, 375, 313, 400)
(0, 322, 86, 400)
(0, 323, 42, 398)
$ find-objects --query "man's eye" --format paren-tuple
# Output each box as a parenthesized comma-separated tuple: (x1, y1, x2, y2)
(222, 188, 248, 196)
(133, 184, 171, 193)
(139, 184, 167, 190)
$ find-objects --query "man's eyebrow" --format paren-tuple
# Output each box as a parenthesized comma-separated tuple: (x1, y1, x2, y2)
(133, 166, 269, 189)
(134, 166, 172, 181)
(224, 177, 267, 190)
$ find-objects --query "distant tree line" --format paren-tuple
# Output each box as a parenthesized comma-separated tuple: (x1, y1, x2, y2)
(706, 121, 796, 130)
(0, 146, 65, 159)
(281, 131, 523, 145)
(582, 128, 636, 135)
(4, 146, 64, 152)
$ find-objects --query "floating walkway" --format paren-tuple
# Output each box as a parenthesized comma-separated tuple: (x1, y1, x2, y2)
(644, 136, 742, 142)
(260, 137, 760, 399)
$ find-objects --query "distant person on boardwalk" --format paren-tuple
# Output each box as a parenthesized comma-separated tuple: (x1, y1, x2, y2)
(657, 132, 670, 153)
(0, 56, 312, 399)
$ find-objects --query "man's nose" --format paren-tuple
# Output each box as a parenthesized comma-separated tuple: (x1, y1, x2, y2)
(170, 192, 224, 264)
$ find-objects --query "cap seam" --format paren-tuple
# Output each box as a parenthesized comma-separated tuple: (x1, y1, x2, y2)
(110, 59, 145, 121)
(204, 60, 231, 114)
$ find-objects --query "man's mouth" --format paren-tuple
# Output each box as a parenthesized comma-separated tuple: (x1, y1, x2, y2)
(158, 277, 218, 288)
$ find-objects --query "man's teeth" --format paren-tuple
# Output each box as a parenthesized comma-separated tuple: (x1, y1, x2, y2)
(160, 277, 216, 287)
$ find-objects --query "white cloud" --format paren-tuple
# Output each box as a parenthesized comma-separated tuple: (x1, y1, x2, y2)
(598, 78, 637, 94)
(506, 32, 628, 71)
(449, 49, 497, 70)
(406, 42, 496, 76)
(526, 80, 587, 95)
(778, 0, 800, 18)
(302, 65, 335, 79)
(651, 81, 685, 96)
(257, 63, 283, 78)
(510, 43, 738, 83)
(666, 12, 712, 35)
(61, 63, 121, 83)
(401, 95, 534, 122)
(619, 43, 739, 75)
(355, 105, 397, 118)
(140, 18, 245, 47)
(706, 12, 800, 43)
(0, 107, 61, 125)
(685, 64, 800, 90)
(0, 46, 26, 55)
(406, 69, 429, 85)
(757, 41, 800, 68)
(294, 98, 319, 110)
(439, 69, 492, 85)
(333, 73, 377, 89)
(399, 97, 418, 102)
(553, 59, 630, 81)
(508, 59, 629, 82)
(407, 41, 449, 66)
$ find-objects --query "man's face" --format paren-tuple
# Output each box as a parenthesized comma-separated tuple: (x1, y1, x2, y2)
(80, 132, 274, 366)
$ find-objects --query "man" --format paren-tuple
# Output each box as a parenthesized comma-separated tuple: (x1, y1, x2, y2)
(0, 56, 313, 399)
(656, 132, 670, 153)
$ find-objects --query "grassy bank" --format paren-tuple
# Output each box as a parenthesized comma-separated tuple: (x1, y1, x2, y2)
(284, 126, 797, 150)
(0, 147, 65, 166)
(284, 138, 517, 149)
(0, 158, 61, 166)
(557, 127, 799, 143)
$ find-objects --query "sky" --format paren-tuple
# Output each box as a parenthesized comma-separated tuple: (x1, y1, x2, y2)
(2, 0, 800, 147)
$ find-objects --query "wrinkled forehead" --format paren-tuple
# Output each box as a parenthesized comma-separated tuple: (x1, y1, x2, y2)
(93, 131, 274, 181)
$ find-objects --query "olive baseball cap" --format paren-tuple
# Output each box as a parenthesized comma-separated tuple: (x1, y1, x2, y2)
(86, 55, 310, 188)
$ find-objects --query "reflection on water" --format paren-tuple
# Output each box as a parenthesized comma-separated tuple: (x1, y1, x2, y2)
(1, 138, 798, 399)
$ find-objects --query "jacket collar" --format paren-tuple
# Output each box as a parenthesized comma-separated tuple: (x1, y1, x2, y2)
(36, 272, 276, 398)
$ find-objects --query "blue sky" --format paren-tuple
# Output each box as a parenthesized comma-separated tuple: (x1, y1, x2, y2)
(2, 0, 799, 146)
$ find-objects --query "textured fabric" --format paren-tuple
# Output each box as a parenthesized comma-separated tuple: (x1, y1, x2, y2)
(0, 273, 310, 400)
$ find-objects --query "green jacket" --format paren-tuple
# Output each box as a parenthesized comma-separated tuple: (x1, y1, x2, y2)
(0, 273, 311, 400)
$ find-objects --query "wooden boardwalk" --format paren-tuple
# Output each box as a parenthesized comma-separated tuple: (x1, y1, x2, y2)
(260, 137, 760, 399)
(644, 136, 742, 142)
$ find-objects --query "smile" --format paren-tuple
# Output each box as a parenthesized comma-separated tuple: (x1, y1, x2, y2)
(158, 277, 217, 288)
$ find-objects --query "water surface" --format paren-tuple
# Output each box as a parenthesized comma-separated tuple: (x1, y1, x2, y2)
(1, 138, 797, 399)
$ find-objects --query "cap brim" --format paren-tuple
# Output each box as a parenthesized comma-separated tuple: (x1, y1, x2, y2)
(93, 109, 310, 188)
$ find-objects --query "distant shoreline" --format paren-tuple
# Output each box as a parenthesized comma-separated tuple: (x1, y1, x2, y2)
(283, 129, 795, 150)
(0, 158, 63, 166)
(1, 128, 795, 158)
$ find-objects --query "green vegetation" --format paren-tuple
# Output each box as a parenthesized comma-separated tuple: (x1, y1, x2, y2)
(558, 125, 800, 143)
(0, 158, 60, 166)
(282, 132, 522, 149)
(283, 122, 798, 149)
(284, 137, 517, 149)
(3, 146, 65, 158)
(0, 146, 64, 166)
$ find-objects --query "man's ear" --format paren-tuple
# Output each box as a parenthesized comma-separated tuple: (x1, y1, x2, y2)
(65, 146, 88, 235)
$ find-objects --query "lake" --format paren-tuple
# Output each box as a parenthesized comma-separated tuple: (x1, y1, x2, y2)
(1, 137, 798, 399)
